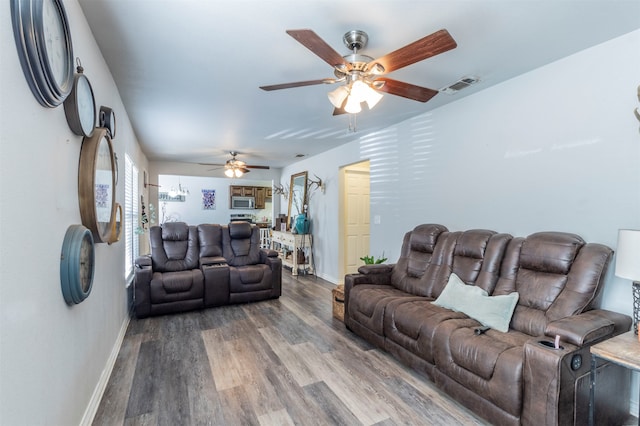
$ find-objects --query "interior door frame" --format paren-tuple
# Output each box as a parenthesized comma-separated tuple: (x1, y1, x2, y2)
(338, 160, 370, 283)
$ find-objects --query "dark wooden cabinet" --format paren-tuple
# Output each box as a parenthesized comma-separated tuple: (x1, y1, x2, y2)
(255, 187, 266, 209)
(230, 185, 256, 197)
(230, 185, 270, 209)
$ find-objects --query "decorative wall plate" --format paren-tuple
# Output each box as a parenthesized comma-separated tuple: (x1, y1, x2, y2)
(11, 0, 74, 107)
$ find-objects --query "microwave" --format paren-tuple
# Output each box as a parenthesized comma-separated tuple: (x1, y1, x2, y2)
(231, 196, 255, 209)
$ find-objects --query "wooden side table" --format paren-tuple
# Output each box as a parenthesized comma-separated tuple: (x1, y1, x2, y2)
(590, 331, 638, 425)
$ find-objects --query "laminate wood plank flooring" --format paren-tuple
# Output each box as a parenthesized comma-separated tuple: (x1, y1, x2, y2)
(93, 272, 488, 426)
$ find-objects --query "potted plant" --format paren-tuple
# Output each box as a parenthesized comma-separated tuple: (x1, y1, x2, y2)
(360, 253, 388, 264)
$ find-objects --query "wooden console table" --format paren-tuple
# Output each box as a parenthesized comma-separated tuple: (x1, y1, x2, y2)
(589, 331, 638, 425)
(271, 231, 314, 276)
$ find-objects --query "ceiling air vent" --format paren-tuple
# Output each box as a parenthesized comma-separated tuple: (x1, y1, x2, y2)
(440, 76, 480, 94)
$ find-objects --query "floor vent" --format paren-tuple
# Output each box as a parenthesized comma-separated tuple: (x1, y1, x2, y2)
(440, 76, 480, 94)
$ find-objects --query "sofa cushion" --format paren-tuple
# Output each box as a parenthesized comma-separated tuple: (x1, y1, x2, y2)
(229, 264, 273, 293)
(493, 232, 613, 335)
(149, 269, 204, 304)
(433, 273, 519, 332)
(347, 284, 414, 337)
(162, 221, 189, 241)
(390, 225, 457, 297)
(150, 223, 200, 272)
(223, 223, 262, 266)
(383, 298, 468, 364)
(434, 323, 531, 417)
(198, 224, 223, 257)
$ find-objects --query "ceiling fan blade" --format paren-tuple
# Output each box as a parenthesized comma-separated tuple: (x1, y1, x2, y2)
(260, 79, 329, 91)
(374, 78, 439, 102)
(286, 29, 348, 68)
(369, 29, 456, 74)
(246, 165, 270, 170)
(199, 163, 225, 167)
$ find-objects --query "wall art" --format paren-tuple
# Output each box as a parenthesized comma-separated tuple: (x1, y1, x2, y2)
(202, 189, 216, 210)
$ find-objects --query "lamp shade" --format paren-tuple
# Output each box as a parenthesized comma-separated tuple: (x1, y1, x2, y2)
(328, 86, 349, 108)
(615, 229, 640, 281)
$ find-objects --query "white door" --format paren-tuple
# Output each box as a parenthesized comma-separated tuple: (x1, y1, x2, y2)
(343, 162, 370, 276)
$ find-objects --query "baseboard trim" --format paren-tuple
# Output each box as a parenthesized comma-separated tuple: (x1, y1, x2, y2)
(80, 315, 131, 426)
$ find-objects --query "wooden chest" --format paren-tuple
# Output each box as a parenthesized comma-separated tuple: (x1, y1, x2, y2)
(332, 285, 345, 321)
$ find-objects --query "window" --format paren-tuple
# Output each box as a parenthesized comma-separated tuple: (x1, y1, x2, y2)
(124, 154, 139, 280)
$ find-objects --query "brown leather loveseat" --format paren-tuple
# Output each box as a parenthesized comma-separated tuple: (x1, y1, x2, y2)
(344, 224, 631, 425)
(134, 221, 281, 318)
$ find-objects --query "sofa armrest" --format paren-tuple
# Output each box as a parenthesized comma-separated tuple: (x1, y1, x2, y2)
(135, 255, 152, 268)
(260, 248, 279, 263)
(357, 263, 395, 275)
(545, 309, 632, 346)
(344, 266, 395, 324)
(134, 256, 153, 318)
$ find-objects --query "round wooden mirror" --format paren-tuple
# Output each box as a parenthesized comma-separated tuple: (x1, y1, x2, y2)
(78, 128, 117, 243)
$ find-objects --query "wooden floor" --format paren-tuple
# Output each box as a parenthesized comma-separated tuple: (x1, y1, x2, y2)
(93, 271, 489, 425)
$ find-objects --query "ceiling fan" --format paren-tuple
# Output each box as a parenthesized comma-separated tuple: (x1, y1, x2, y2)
(200, 151, 269, 178)
(260, 28, 457, 115)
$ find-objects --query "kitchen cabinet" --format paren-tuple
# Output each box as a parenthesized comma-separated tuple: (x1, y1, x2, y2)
(230, 185, 255, 197)
(266, 188, 273, 198)
(255, 187, 266, 209)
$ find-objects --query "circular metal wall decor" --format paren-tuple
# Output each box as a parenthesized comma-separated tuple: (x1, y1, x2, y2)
(64, 60, 97, 137)
(60, 224, 95, 305)
(11, 0, 74, 107)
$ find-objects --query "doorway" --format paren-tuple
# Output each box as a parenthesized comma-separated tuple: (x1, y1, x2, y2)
(339, 160, 371, 279)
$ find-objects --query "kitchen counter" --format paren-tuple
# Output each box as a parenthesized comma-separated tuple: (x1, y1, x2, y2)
(255, 222, 271, 228)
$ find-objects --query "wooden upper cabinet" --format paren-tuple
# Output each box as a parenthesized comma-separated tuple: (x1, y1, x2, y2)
(255, 187, 266, 209)
(230, 185, 255, 197)
(266, 188, 273, 198)
(230, 186, 244, 197)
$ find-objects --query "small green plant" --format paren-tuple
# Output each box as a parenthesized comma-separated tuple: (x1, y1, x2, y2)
(360, 253, 388, 265)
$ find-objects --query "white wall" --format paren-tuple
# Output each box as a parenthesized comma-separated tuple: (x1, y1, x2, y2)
(0, 1, 147, 424)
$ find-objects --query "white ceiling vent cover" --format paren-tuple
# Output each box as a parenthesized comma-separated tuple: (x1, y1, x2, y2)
(441, 76, 480, 94)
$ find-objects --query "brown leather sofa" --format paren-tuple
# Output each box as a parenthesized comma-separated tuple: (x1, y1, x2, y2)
(134, 221, 281, 318)
(344, 224, 631, 426)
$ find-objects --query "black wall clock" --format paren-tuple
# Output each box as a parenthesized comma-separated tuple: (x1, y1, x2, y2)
(99, 106, 116, 139)
(11, 0, 74, 107)
(60, 224, 95, 305)
(78, 128, 117, 243)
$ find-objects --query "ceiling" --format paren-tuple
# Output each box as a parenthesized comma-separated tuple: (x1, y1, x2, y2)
(78, 0, 640, 170)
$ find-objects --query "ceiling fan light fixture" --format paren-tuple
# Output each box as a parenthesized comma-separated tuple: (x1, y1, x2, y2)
(344, 95, 362, 114)
(363, 85, 383, 109)
(234, 168, 243, 178)
(328, 86, 349, 108)
(350, 80, 383, 110)
(224, 168, 234, 178)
